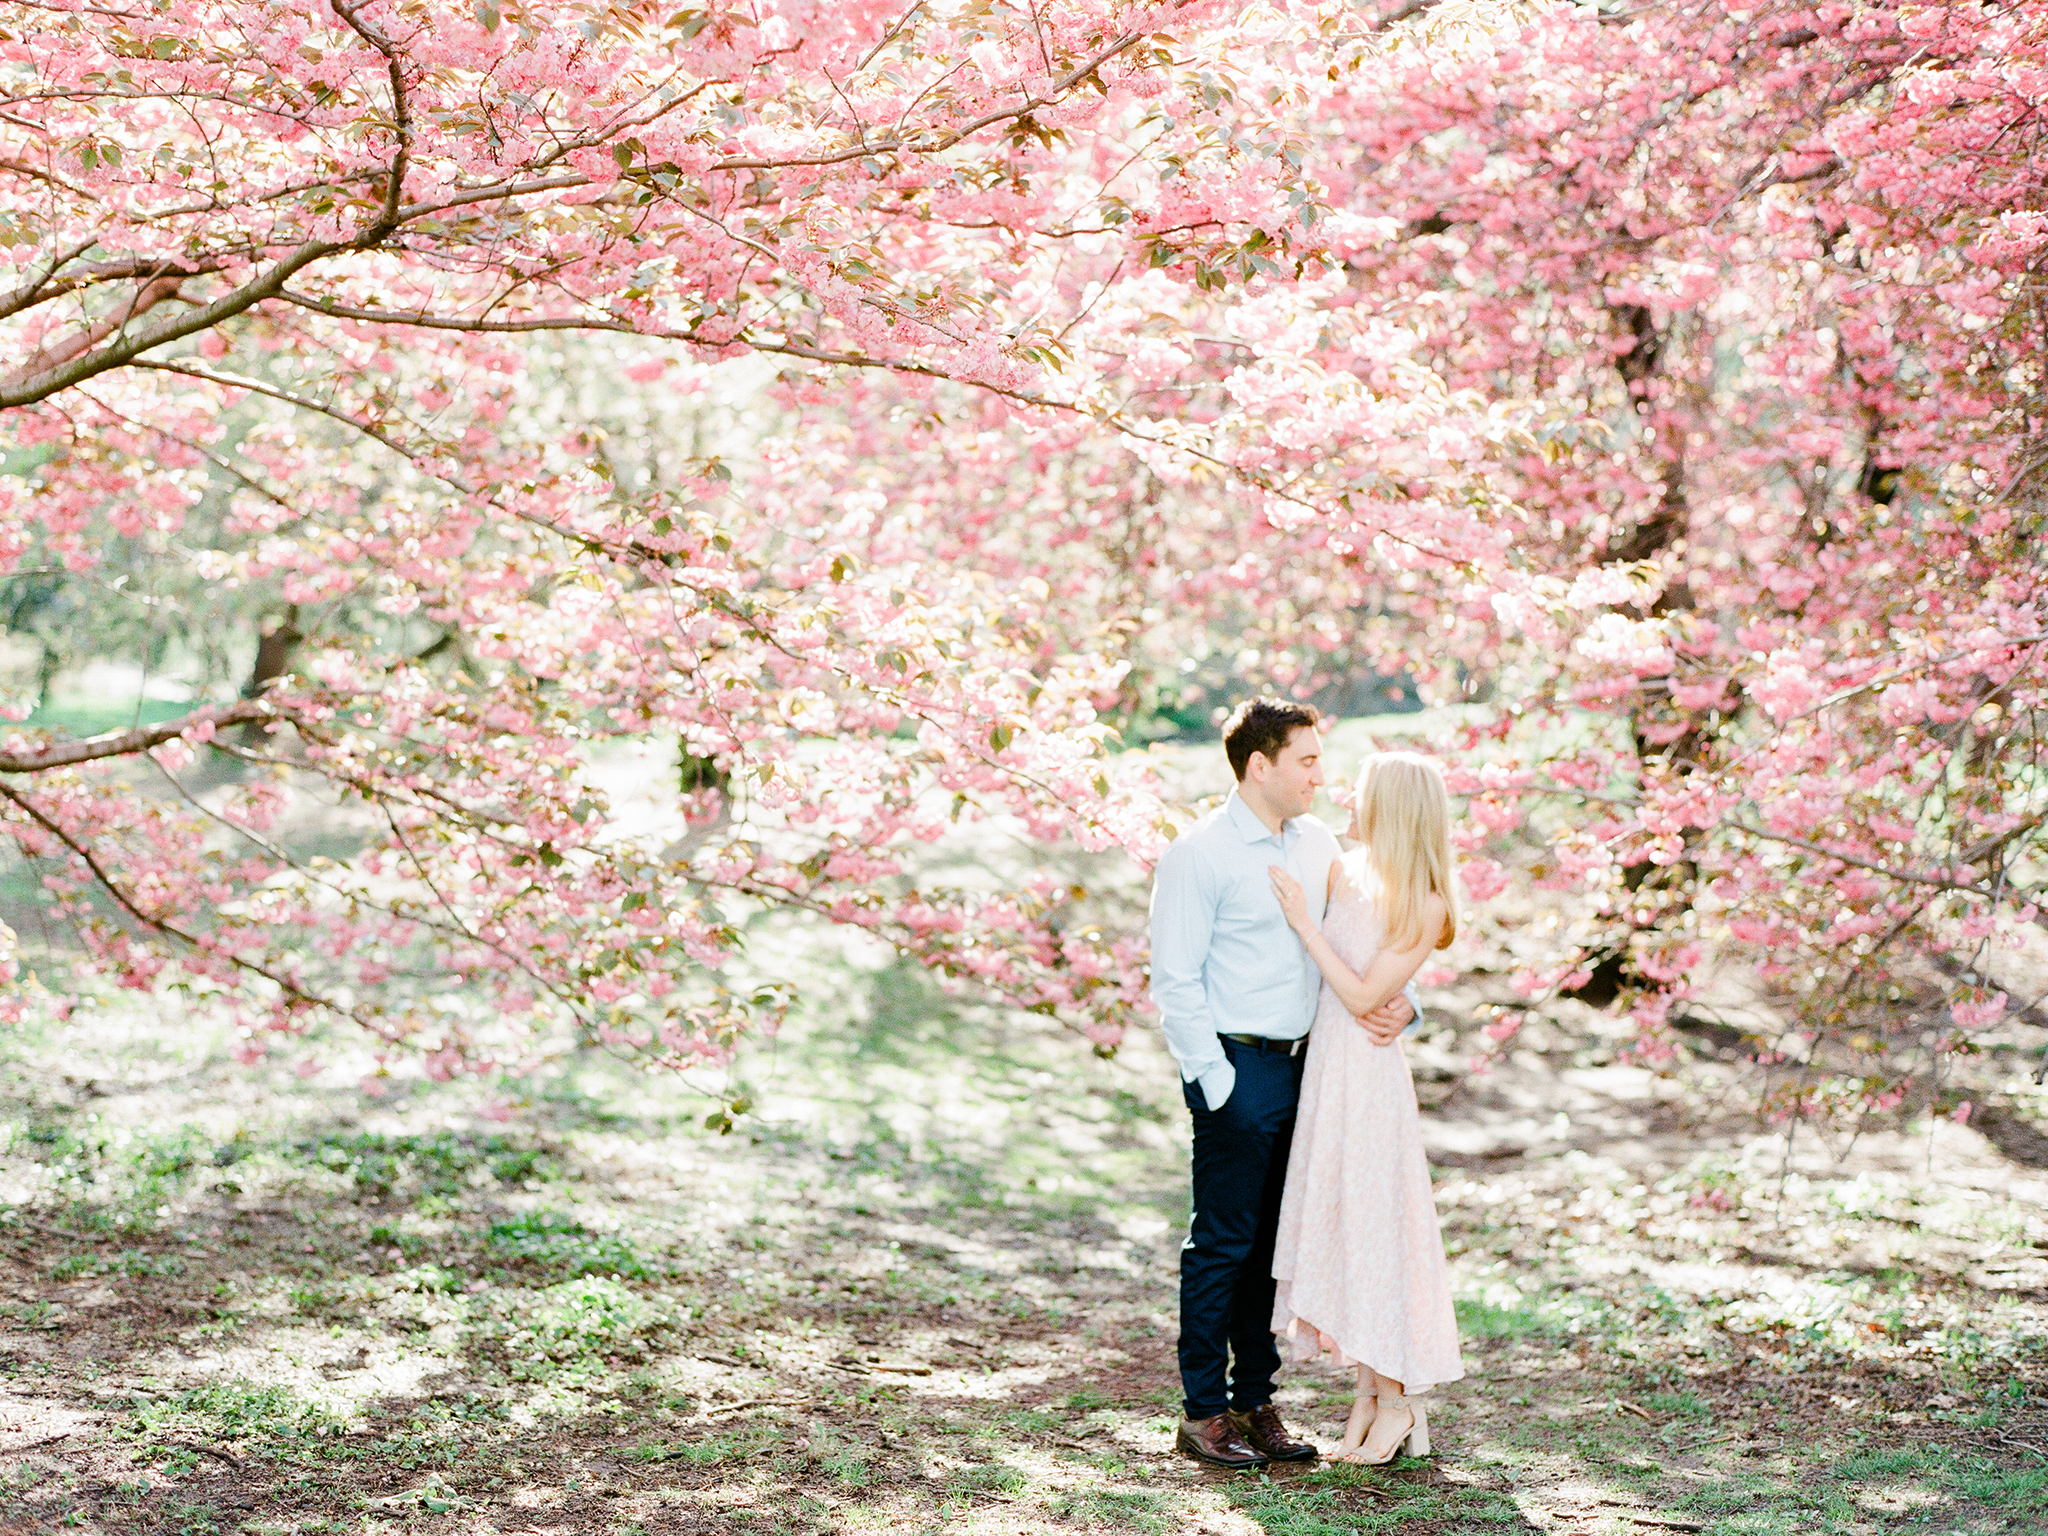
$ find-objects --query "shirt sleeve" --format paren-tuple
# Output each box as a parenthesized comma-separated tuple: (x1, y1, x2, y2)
(1148, 837, 1226, 1083)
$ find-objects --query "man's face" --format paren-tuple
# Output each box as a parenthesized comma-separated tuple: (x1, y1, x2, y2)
(1253, 725, 1324, 819)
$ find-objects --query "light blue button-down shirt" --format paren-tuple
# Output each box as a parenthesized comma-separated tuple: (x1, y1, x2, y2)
(1148, 792, 1340, 1111)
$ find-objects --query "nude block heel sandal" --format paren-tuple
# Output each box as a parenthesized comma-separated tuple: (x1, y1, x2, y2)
(1352, 1394, 1430, 1465)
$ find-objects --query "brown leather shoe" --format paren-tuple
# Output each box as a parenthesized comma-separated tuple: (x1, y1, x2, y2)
(1231, 1403, 1318, 1462)
(1175, 1413, 1269, 1469)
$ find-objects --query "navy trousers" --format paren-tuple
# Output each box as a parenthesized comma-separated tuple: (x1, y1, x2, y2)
(1178, 1036, 1306, 1421)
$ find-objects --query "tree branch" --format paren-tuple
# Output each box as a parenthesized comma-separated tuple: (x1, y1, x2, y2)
(0, 237, 348, 407)
(329, 0, 414, 241)
(0, 699, 273, 774)
(0, 235, 102, 322)
(1726, 821, 2000, 895)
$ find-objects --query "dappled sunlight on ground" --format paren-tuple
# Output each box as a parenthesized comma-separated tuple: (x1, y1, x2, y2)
(2, 928, 2045, 1533)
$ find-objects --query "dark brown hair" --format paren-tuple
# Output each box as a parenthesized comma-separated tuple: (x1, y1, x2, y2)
(1222, 698, 1320, 781)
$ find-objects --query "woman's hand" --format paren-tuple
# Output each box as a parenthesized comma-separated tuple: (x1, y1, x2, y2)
(1267, 865, 1313, 936)
(1355, 993, 1413, 1046)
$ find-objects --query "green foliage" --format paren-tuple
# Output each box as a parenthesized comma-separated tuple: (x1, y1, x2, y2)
(1228, 1469, 1459, 1535)
(485, 1209, 655, 1280)
(626, 1428, 772, 1465)
(1641, 1390, 1710, 1419)
(129, 1380, 344, 1454)
(817, 1440, 872, 1487)
(48, 1248, 184, 1280)
(1949, 1458, 2048, 1510)
(9, 1120, 211, 1223)
(994, 1407, 1062, 1437)
(497, 1276, 673, 1370)
(388, 1263, 465, 1294)
(292, 1130, 553, 1200)
(287, 1282, 352, 1316)
(1962, 1375, 2031, 1427)
(945, 1461, 1027, 1501)
(1050, 1486, 1168, 1533)
(1454, 1297, 1558, 1341)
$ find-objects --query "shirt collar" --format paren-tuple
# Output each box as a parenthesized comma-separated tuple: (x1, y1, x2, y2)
(1225, 790, 1291, 846)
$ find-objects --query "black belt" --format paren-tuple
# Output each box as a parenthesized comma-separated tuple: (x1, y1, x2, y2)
(1221, 1032, 1309, 1057)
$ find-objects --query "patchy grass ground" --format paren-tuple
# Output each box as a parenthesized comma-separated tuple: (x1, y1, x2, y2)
(2, 933, 2046, 1536)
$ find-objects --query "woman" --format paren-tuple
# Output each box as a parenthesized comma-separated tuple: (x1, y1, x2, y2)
(1265, 751, 1464, 1465)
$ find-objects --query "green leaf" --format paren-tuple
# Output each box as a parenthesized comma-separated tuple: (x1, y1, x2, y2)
(536, 843, 564, 868)
(988, 724, 1013, 752)
(830, 554, 853, 583)
(652, 514, 673, 535)
(621, 891, 647, 912)
(474, 0, 500, 31)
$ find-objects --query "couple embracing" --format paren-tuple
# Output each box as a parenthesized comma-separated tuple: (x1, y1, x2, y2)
(1150, 698, 1463, 1469)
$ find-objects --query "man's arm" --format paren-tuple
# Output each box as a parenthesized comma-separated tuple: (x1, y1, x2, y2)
(1359, 982, 1424, 1046)
(1149, 840, 1235, 1110)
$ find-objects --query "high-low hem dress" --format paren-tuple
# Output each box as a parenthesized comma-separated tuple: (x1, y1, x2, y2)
(1269, 853, 1465, 1393)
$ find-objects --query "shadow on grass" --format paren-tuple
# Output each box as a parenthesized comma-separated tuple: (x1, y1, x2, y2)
(2, 965, 2044, 1535)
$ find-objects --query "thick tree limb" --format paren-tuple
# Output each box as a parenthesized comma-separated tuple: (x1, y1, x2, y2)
(0, 699, 273, 773)
(1, 271, 191, 390)
(329, 0, 414, 241)
(0, 237, 348, 407)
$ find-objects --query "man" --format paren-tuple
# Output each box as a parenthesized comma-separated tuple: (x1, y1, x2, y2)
(1149, 698, 1417, 1469)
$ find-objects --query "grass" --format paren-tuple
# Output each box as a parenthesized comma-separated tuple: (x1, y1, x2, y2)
(0, 956, 2042, 1536)
(290, 1128, 555, 1200)
(1454, 1298, 1559, 1342)
(1050, 1485, 1172, 1531)
(127, 1381, 347, 1459)
(484, 1208, 658, 1280)
(1226, 1469, 1466, 1534)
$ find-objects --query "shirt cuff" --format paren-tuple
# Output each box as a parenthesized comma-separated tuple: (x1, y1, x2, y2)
(1195, 1059, 1237, 1112)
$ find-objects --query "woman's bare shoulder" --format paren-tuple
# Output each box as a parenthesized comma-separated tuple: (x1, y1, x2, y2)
(1329, 848, 1377, 899)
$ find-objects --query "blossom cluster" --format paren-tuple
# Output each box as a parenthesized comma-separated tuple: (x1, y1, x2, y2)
(1, 0, 2043, 1114)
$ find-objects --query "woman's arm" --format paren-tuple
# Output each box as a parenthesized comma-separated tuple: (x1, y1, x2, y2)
(1269, 864, 1444, 1020)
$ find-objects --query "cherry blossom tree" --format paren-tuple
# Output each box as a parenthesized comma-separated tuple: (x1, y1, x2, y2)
(3, 0, 2044, 1123)
(0, 0, 1500, 1097)
(1333, 0, 2048, 1121)
(735, 0, 2048, 1120)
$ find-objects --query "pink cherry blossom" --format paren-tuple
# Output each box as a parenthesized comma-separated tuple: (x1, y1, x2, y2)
(0, 0, 2040, 1120)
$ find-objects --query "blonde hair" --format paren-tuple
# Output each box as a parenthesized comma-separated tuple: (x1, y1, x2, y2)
(1353, 752, 1459, 951)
